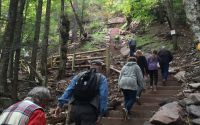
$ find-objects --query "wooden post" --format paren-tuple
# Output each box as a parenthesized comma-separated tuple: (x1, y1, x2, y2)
(51, 55, 53, 68)
(72, 53, 75, 71)
(105, 44, 110, 76)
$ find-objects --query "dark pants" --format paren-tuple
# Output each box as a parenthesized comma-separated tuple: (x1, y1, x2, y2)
(122, 89, 137, 112)
(159, 63, 169, 81)
(129, 48, 136, 57)
(149, 70, 158, 86)
(71, 104, 98, 125)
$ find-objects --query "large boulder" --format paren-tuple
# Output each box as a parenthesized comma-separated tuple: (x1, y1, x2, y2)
(192, 118, 200, 125)
(189, 93, 200, 105)
(179, 93, 200, 106)
(150, 102, 183, 124)
(174, 71, 186, 82)
(120, 46, 129, 56)
(189, 83, 200, 89)
(186, 105, 200, 117)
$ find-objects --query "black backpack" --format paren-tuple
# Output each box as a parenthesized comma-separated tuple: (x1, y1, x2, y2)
(129, 39, 136, 49)
(73, 69, 101, 102)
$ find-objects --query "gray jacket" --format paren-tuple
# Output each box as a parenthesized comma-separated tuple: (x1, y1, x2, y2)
(118, 62, 144, 90)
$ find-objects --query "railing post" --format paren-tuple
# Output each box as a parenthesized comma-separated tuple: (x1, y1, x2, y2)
(106, 43, 110, 77)
(72, 53, 75, 71)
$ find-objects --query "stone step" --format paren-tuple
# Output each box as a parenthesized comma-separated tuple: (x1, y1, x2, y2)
(117, 103, 159, 111)
(144, 90, 179, 95)
(156, 86, 181, 90)
(132, 103, 159, 111)
(108, 110, 155, 118)
(140, 97, 168, 103)
(101, 117, 148, 125)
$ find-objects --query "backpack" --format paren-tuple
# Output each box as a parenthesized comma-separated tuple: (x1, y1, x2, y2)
(129, 39, 136, 49)
(148, 56, 158, 70)
(73, 69, 101, 102)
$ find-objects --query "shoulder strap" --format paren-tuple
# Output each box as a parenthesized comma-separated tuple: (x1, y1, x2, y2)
(76, 71, 87, 80)
(96, 73, 101, 84)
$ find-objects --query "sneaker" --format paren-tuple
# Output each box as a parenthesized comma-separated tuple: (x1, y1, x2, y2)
(150, 86, 153, 89)
(122, 108, 128, 120)
(153, 87, 157, 92)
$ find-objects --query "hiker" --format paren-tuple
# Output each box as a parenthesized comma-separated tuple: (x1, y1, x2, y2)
(135, 50, 148, 77)
(0, 87, 51, 125)
(147, 50, 159, 91)
(54, 60, 108, 125)
(128, 39, 137, 57)
(118, 57, 144, 120)
(158, 46, 173, 84)
(135, 50, 148, 104)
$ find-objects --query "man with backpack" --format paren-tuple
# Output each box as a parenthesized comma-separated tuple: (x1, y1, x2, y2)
(158, 46, 173, 85)
(128, 39, 137, 57)
(54, 60, 108, 125)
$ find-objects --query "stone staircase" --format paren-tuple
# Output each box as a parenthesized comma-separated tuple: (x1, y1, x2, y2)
(101, 74, 182, 125)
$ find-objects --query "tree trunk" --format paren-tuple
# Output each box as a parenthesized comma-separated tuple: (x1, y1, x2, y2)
(165, 0, 178, 50)
(30, 0, 43, 81)
(80, 0, 85, 37)
(0, 0, 2, 60)
(69, 0, 86, 39)
(0, 0, 19, 95)
(0, 0, 1, 20)
(57, 0, 70, 80)
(8, 52, 14, 79)
(12, 0, 26, 102)
(71, 0, 78, 43)
(40, 0, 51, 86)
(126, 2, 134, 30)
(81, 0, 85, 23)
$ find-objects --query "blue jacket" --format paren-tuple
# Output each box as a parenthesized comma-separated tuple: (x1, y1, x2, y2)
(58, 72, 108, 116)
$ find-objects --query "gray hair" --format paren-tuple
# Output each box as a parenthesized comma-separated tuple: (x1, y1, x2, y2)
(27, 87, 51, 104)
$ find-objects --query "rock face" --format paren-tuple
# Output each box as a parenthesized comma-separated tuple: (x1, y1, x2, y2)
(184, 0, 200, 39)
(174, 71, 186, 82)
(150, 102, 183, 124)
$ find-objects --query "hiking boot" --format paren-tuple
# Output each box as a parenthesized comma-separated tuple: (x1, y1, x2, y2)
(136, 98, 142, 105)
(162, 79, 166, 86)
(122, 108, 128, 120)
(128, 111, 133, 116)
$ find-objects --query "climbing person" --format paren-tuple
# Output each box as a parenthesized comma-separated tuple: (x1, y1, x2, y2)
(135, 50, 148, 104)
(54, 60, 108, 125)
(128, 39, 137, 57)
(0, 87, 51, 125)
(158, 46, 173, 85)
(135, 50, 148, 77)
(118, 57, 144, 120)
(147, 50, 159, 91)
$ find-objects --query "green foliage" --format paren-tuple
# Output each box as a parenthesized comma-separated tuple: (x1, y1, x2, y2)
(87, 21, 105, 33)
(81, 31, 106, 51)
(107, 0, 158, 26)
(81, 42, 96, 51)
(173, 0, 186, 23)
(135, 34, 156, 47)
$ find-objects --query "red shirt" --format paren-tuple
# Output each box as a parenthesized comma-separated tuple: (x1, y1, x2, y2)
(27, 109, 46, 125)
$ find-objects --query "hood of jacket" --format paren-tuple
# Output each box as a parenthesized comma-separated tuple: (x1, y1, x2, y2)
(125, 62, 137, 66)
